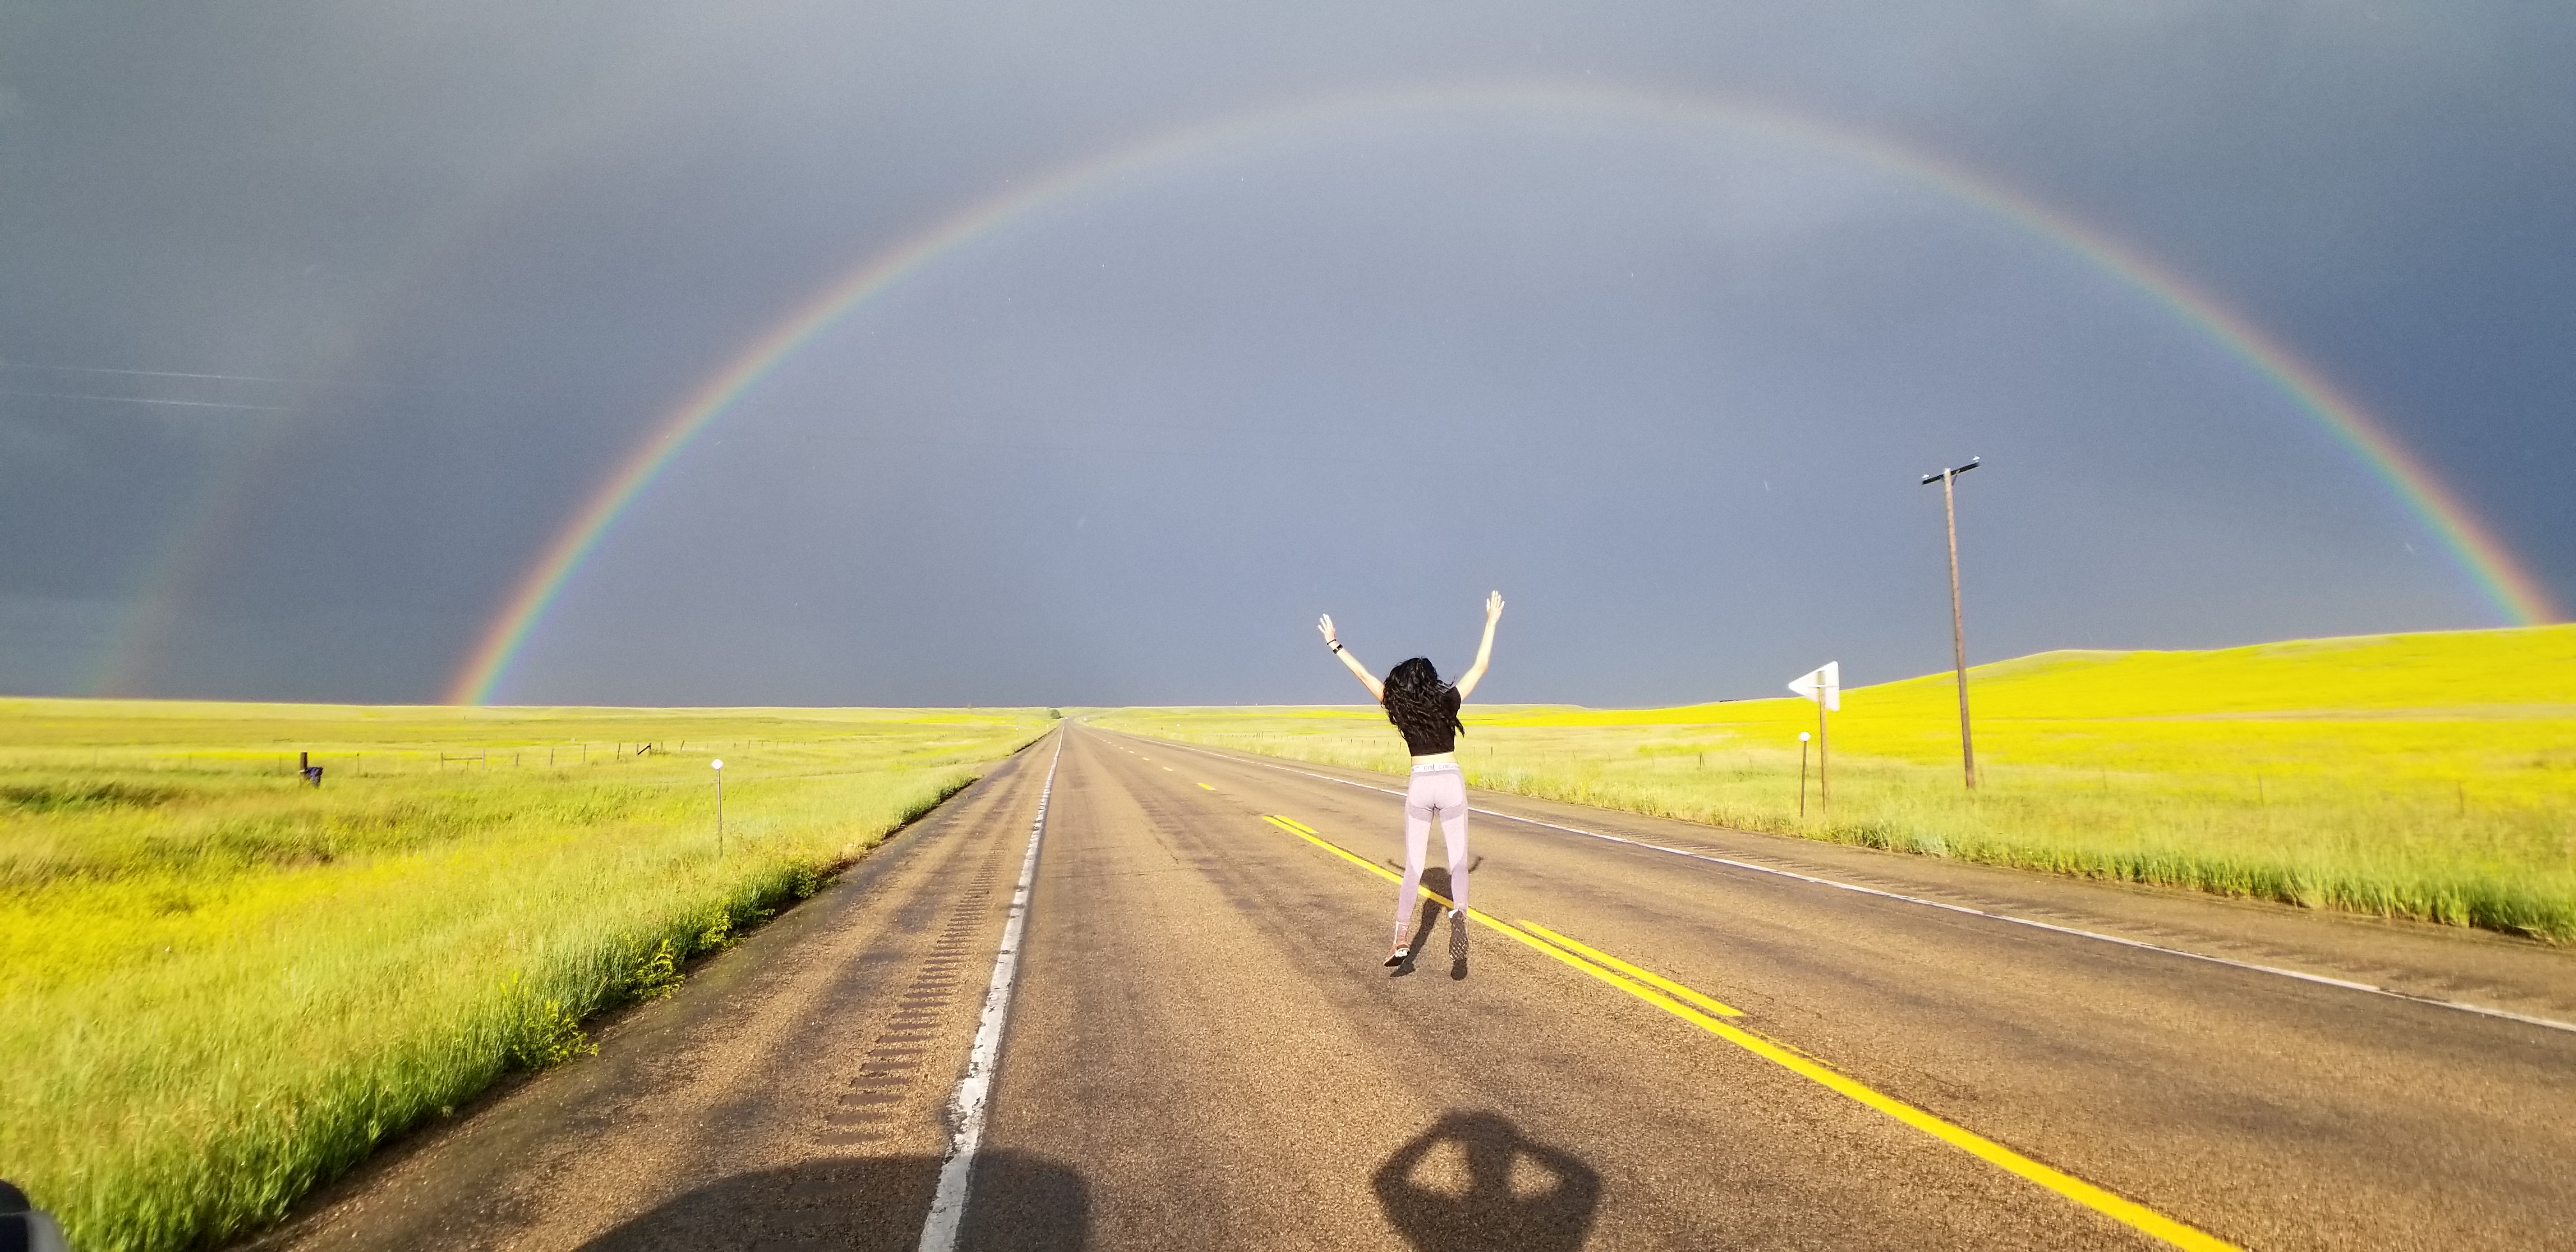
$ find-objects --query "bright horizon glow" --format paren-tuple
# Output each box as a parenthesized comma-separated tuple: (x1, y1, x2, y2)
(443, 81, 2559, 706)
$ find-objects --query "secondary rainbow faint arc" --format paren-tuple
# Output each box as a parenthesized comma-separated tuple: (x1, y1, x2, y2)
(445, 82, 2557, 705)
(437, 104, 1298, 708)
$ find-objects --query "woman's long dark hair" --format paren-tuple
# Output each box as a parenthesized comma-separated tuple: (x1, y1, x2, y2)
(1382, 657, 1463, 745)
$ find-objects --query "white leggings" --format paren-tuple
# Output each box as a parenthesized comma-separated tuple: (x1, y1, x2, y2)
(1394, 763, 1469, 943)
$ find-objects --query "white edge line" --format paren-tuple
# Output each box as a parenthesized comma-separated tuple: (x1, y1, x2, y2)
(916, 733, 1064, 1252)
(1135, 735, 2576, 1037)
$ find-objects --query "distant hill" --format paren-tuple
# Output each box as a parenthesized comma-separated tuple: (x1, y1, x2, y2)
(1538, 624, 2576, 726)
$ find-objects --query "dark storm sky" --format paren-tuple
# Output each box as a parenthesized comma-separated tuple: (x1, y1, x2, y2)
(1, 3, 2569, 707)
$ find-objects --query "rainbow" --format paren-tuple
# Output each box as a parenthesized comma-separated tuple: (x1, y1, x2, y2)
(444, 82, 2557, 705)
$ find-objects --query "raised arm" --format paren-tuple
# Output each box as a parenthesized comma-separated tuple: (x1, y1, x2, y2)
(1317, 614, 1383, 701)
(1452, 591, 1505, 699)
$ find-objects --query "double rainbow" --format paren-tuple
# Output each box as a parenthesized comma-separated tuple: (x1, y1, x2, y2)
(444, 83, 2556, 705)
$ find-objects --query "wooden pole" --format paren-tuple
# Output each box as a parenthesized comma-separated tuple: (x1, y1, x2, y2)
(1943, 468, 1977, 789)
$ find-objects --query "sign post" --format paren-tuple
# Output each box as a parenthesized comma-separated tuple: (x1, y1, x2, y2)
(1787, 662, 1840, 814)
(711, 759, 725, 857)
(1920, 457, 1981, 789)
(1797, 731, 1812, 818)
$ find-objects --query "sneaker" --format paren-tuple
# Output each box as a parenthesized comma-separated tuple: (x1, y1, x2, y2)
(1383, 947, 1409, 968)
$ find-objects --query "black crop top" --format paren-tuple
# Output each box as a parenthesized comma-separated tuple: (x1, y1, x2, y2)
(1392, 685, 1464, 756)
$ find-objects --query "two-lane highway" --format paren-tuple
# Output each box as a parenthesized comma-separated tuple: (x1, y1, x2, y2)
(255, 723, 2576, 1249)
(980, 725, 2573, 1249)
(990, 728, 2175, 1249)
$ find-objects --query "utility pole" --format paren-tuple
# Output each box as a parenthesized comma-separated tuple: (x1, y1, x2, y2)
(1920, 457, 1980, 789)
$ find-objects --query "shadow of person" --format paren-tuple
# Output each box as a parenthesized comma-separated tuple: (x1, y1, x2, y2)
(1373, 1110, 1602, 1251)
(579, 1150, 1086, 1252)
(1391, 861, 1482, 977)
(1385, 856, 1485, 882)
(1387, 887, 1436, 979)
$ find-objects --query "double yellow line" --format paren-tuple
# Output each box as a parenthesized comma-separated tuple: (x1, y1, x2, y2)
(1259, 813, 2236, 1252)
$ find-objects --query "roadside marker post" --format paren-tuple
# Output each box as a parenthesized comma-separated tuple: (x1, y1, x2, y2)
(711, 759, 724, 857)
(1798, 731, 1812, 817)
(1920, 457, 1981, 789)
(1788, 663, 1840, 814)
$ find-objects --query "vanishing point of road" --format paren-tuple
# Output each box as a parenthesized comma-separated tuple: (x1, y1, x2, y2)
(252, 724, 2576, 1250)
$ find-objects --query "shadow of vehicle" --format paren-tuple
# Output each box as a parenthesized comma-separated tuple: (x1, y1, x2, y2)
(1372, 1110, 1602, 1251)
(579, 1150, 1085, 1252)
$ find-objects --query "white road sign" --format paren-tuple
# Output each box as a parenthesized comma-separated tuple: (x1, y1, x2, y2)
(1788, 661, 1841, 712)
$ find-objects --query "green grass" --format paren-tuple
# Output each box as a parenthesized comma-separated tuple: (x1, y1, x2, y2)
(0, 699, 1050, 1252)
(1097, 625, 2576, 942)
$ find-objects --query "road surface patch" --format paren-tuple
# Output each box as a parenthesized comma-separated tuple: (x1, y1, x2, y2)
(1259, 812, 2239, 1252)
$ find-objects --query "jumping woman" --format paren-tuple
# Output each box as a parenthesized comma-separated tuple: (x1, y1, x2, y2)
(1318, 591, 1504, 972)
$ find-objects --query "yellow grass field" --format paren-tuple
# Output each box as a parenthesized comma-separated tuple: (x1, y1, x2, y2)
(1098, 625, 2576, 942)
(0, 700, 1049, 1252)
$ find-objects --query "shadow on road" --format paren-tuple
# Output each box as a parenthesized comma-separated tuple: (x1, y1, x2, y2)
(1393, 865, 1478, 979)
(578, 1150, 1087, 1252)
(1373, 1110, 1602, 1251)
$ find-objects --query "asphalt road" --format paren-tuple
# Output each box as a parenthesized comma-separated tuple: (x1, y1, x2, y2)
(252, 724, 2576, 1250)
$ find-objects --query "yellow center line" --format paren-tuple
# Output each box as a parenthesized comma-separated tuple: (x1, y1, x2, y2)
(1257, 813, 2237, 1252)
(1198, 782, 1214, 790)
(1260, 816, 1735, 1007)
(1517, 921, 1743, 1018)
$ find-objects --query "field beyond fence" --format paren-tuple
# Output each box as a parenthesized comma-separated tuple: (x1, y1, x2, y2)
(1098, 625, 2576, 943)
(0, 699, 1050, 1252)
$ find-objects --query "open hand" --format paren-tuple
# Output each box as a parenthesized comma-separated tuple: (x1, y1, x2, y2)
(1483, 591, 1505, 624)
(1317, 614, 1339, 647)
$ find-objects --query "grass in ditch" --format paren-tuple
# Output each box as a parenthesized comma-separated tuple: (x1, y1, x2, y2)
(0, 699, 1050, 1252)
(1098, 625, 2576, 942)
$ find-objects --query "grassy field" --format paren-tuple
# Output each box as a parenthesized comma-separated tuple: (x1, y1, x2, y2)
(1098, 625, 2576, 943)
(0, 699, 1050, 1252)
